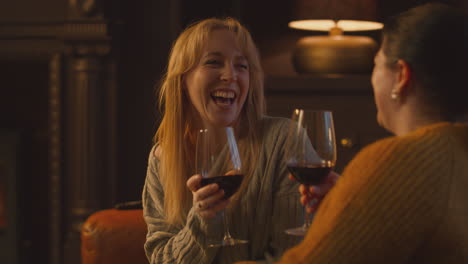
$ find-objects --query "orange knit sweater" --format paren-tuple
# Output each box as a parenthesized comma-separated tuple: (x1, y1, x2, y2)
(271, 122, 468, 264)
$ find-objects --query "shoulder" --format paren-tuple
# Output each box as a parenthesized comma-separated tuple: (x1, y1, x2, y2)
(260, 115, 292, 137)
(152, 144, 162, 160)
(146, 144, 163, 186)
(254, 116, 294, 158)
(261, 115, 292, 127)
(148, 144, 161, 168)
(358, 122, 454, 159)
(344, 125, 454, 177)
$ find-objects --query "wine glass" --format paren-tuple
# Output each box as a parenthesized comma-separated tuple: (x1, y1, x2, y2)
(284, 109, 337, 236)
(196, 127, 248, 247)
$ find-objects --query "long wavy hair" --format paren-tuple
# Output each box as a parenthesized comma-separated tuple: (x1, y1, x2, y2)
(155, 17, 265, 226)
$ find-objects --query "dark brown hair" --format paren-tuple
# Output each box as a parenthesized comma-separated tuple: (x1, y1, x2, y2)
(382, 3, 468, 120)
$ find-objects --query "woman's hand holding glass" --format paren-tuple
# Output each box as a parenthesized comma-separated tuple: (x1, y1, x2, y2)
(290, 171, 340, 214)
(187, 174, 229, 219)
(194, 127, 247, 247)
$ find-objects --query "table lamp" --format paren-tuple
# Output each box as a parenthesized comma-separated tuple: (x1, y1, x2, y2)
(289, 0, 383, 74)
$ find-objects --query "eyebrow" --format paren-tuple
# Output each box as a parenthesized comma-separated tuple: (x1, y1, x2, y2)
(202, 52, 247, 61)
(203, 52, 223, 58)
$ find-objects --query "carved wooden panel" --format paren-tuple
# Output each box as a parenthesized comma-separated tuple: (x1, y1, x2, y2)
(0, 1, 115, 263)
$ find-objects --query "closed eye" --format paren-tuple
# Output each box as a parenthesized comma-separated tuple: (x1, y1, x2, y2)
(205, 59, 222, 66)
(236, 63, 248, 70)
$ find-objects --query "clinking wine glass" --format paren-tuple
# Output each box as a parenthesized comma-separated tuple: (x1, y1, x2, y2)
(196, 127, 248, 247)
(285, 109, 337, 236)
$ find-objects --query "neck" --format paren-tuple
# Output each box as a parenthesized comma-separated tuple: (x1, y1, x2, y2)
(392, 104, 446, 136)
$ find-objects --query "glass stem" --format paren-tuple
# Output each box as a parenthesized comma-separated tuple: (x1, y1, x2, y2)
(222, 210, 233, 240)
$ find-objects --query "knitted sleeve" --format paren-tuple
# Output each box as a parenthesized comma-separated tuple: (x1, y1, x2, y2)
(276, 132, 451, 264)
(267, 118, 304, 258)
(142, 148, 219, 264)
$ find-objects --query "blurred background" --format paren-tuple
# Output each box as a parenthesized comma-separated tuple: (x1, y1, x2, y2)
(0, 0, 466, 263)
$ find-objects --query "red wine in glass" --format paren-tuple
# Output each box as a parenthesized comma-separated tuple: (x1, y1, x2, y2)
(200, 174, 244, 199)
(287, 164, 332, 185)
(284, 109, 336, 236)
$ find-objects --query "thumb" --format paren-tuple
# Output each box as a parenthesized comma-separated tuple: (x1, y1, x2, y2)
(187, 174, 202, 192)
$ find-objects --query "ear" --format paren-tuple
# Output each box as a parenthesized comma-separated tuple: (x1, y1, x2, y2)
(394, 59, 412, 96)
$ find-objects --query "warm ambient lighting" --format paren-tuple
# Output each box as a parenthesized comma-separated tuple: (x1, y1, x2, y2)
(288, 19, 383, 74)
(289, 19, 383, 32)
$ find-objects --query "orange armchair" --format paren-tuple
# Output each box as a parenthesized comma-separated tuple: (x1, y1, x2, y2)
(81, 202, 149, 264)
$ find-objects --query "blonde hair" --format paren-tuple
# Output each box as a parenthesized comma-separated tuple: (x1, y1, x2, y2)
(155, 17, 265, 226)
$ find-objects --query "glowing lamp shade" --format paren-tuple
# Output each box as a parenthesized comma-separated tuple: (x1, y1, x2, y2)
(289, 20, 383, 31)
(289, 19, 383, 74)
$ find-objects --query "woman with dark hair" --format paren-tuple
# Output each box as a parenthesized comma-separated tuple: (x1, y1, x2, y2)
(238, 3, 468, 263)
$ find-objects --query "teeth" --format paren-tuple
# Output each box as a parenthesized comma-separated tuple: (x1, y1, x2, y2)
(211, 90, 235, 99)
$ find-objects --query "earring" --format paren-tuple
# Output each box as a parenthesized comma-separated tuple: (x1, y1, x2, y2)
(391, 89, 400, 100)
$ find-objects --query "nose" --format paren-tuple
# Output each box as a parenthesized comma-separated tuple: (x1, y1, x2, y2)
(220, 63, 237, 82)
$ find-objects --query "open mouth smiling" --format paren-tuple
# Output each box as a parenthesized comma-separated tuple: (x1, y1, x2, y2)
(211, 90, 236, 105)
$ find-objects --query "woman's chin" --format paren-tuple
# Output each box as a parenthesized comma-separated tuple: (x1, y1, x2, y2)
(206, 117, 237, 128)
(204, 112, 240, 128)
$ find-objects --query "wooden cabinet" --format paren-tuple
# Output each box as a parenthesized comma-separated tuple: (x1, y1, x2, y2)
(265, 75, 391, 173)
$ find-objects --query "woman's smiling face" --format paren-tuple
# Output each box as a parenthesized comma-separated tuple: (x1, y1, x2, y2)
(184, 29, 250, 128)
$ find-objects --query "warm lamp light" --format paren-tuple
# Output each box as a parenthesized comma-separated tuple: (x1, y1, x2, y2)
(289, 19, 383, 31)
(289, 19, 383, 74)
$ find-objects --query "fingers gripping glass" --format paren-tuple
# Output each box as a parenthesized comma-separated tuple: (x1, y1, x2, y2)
(196, 127, 248, 247)
(285, 109, 337, 236)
